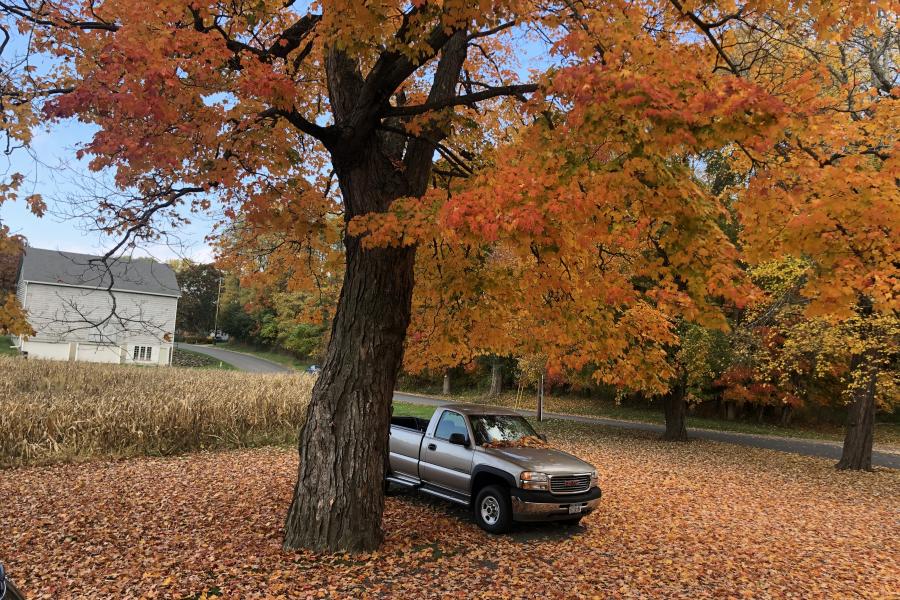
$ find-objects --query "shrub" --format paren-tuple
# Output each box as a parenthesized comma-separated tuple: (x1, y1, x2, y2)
(0, 357, 313, 467)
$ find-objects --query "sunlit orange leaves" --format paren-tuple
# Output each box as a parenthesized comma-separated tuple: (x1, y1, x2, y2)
(727, 12, 898, 319)
(0, 292, 32, 337)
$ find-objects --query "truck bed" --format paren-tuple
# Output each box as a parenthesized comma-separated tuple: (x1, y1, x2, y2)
(390, 416, 429, 432)
(389, 417, 429, 482)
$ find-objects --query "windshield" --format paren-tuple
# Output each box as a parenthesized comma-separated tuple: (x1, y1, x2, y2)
(470, 415, 539, 446)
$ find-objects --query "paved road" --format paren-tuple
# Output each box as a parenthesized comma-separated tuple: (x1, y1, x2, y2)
(178, 343, 291, 374)
(392, 391, 900, 469)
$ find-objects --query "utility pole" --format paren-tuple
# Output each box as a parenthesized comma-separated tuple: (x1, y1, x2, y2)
(212, 276, 223, 346)
(537, 373, 544, 422)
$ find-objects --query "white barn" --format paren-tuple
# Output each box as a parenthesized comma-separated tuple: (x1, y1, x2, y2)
(12, 247, 181, 366)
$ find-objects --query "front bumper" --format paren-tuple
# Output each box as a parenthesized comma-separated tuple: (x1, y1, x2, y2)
(509, 486, 602, 522)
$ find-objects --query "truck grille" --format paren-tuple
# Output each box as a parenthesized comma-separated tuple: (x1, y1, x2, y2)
(549, 474, 591, 494)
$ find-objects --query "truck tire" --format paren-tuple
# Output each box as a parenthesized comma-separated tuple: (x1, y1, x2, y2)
(474, 485, 512, 534)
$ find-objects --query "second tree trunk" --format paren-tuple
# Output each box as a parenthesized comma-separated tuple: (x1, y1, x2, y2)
(662, 376, 688, 441)
(490, 361, 502, 397)
(837, 352, 877, 471)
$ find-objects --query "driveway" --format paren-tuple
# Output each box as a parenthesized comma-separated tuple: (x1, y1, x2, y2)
(178, 343, 291, 374)
(392, 391, 900, 469)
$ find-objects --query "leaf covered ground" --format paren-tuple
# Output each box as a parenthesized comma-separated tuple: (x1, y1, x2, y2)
(1, 422, 897, 599)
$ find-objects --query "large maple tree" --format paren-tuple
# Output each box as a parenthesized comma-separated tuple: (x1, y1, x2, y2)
(2, 0, 890, 551)
(725, 14, 898, 470)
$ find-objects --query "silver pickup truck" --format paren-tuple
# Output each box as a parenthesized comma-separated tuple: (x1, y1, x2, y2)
(387, 403, 602, 533)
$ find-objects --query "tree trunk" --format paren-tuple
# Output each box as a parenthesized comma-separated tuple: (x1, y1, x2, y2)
(724, 401, 737, 421)
(780, 404, 792, 426)
(662, 377, 688, 441)
(837, 352, 877, 471)
(283, 235, 415, 551)
(442, 372, 450, 395)
(283, 139, 418, 552)
(283, 31, 469, 553)
(489, 360, 502, 397)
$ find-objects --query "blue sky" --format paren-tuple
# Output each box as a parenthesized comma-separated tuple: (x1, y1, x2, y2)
(1, 118, 217, 263)
(0, 23, 220, 264)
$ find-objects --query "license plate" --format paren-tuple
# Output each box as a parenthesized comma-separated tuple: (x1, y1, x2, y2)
(568, 504, 582, 514)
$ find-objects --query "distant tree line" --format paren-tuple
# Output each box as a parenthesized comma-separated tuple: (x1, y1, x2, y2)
(172, 260, 328, 361)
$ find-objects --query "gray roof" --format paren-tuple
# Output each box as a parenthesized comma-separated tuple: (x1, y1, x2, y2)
(19, 247, 181, 298)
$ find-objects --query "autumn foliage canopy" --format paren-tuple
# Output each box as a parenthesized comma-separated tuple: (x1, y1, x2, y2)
(0, 0, 896, 548)
(0, 0, 891, 378)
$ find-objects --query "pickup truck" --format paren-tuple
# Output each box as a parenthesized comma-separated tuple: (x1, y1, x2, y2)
(387, 403, 602, 533)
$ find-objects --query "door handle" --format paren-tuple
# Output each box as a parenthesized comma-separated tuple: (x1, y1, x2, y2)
(427, 443, 437, 451)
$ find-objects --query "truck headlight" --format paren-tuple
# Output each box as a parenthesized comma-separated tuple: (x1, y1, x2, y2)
(590, 470, 599, 488)
(520, 471, 549, 491)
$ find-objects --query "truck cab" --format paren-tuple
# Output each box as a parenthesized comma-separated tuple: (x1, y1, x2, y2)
(388, 403, 602, 533)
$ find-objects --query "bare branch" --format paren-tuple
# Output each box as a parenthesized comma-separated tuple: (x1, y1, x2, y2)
(668, 0, 741, 75)
(0, 1, 119, 31)
(384, 83, 538, 117)
(468, 21, 515, 41)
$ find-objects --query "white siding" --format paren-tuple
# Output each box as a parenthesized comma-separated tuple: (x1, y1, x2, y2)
(76, 343, 123, 363)
(22, 283, 177, 344)
(21, 340, 71, 361)
(19, 282, 177, 366)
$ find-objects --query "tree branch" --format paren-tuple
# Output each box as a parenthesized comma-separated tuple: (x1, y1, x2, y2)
(258, 107, 332, 143)
(376, 124, 474, 177)
(668, 0, 741, 75)
(353, 9, 458, 122)
(468, 21, 515, 41)
(384, 83, 538, 117)
(268, 14, 321, 60)
(0, 1, 119, 31)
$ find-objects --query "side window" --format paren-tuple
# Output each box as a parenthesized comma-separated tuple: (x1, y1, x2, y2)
(434, 411, 468, 441)
(132, 346, 154, 362)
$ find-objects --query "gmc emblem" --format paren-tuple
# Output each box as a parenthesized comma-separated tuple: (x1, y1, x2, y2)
(564, 480, 578, 487)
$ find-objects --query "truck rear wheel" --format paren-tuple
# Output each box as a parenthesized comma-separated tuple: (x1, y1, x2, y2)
(474, 485, 512, 534)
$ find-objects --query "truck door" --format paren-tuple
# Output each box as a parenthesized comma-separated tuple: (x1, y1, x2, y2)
(419, 410, 474, 496)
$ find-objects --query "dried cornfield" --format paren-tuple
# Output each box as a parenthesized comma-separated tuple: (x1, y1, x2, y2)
(0, 357, 313, 466)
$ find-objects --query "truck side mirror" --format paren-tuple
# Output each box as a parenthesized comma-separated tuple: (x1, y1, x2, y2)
(448, 432, 469, 447)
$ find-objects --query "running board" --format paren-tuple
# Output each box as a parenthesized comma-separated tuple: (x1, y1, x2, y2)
(386, 475, 420, 488)
(418, 485, 470, 506)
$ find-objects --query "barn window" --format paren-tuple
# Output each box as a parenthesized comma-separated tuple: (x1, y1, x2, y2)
(133, 346, 153, 362)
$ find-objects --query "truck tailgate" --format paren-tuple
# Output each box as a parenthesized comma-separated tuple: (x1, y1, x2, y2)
(389, 426, 425, 480)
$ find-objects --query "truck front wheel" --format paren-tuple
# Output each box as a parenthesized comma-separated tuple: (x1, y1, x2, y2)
(474, 485, 512, 534)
